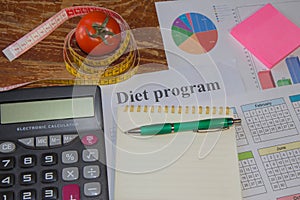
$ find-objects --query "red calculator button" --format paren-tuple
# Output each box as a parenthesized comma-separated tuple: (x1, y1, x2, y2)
(81, 134, 98, 146)
(62, 184, 80, 200)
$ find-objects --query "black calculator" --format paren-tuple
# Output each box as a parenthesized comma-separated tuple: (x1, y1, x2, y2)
(0, 86, 109, 200)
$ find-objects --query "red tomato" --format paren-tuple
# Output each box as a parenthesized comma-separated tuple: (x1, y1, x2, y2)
(75, 11, 121, 56)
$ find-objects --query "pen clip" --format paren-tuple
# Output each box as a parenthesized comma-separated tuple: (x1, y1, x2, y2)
(194, 127, 230, 133)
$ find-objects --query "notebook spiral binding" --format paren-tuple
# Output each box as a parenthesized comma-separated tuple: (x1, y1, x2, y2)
(123, 105, 231, 115)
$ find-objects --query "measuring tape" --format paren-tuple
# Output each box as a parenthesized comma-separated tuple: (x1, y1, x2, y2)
(2, 6, 140, 90)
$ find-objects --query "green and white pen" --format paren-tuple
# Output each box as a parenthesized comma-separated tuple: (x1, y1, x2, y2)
(126, 117, 241, 136)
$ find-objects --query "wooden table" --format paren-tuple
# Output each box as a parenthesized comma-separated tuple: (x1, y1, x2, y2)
(0, 0, 168, 88)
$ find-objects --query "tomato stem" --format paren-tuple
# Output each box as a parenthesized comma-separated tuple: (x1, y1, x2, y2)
(85, 16, 116, 45)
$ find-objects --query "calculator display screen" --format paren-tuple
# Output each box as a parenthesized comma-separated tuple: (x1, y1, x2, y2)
(0, 97, 94, 124)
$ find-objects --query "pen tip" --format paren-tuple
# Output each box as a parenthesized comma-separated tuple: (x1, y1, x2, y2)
(125, 127, 141, 134)
(233, 118, 242, 124)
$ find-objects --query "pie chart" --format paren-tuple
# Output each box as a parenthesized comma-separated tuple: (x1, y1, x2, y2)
(172, 13, 218, 54)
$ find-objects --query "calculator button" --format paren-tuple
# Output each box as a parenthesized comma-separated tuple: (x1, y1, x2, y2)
(0, 174, 14, 188)
(63, 134, 78, 145)
(0, 157, 15, 170)
(42, 187, 58, 200)
(20, 155, 36, 168)
(62, 167, 79, 181)
(62, 151, 78, 164)
(84, 182, 101, 197)
(49, 135, 62, 147)
(41, 153, 58, 166)
(0, 191, 14, 200)
(20, 189, 36, 200)
(42, 170, 58, 183)
(36, 136, 48, 148)
(20, 172, 36, 185)
(0, 142, 16, 154)
(83, 165, 100, 179)
(18, 138, 34, 148)
(63, 184, 80, 200)
(82, 149, 99, 162)
(81, 134, 98, 146)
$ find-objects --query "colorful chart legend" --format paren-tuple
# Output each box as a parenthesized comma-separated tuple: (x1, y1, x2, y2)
(171, 13, 218, 54)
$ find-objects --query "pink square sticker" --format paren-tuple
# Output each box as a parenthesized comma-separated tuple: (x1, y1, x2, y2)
(230, 3, 300, 69)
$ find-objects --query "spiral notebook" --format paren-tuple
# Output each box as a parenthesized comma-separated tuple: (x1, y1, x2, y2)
(114, 105, 242, 200)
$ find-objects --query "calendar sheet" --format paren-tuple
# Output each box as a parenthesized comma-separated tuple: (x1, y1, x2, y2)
(229, 84, 300, 200)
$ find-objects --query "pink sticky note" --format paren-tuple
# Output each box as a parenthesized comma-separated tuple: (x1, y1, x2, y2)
(230, 3, 300, 69)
